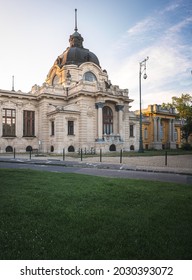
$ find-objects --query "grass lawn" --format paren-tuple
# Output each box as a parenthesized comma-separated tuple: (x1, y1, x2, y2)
(0, 168, 192, 260)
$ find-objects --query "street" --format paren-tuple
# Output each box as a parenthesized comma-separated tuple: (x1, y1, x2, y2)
(0, 161, 192, 185)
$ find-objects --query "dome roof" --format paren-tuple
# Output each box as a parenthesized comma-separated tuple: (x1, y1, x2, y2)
(55, 45, 100, 68)
(54, 14, 100, 68)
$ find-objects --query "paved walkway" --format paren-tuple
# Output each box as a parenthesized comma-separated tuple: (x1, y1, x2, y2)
(0, 154, 192, 175)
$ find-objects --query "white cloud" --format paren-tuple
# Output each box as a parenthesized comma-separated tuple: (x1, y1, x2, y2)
(127, 17, 156, 36)
(109, 1, 192, 110)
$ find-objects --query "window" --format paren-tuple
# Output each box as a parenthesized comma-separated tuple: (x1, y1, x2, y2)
(68, 145, 75, 152)
(83, 71, 97, 82)
(3, 109, 16, 136)
(23, 111, 35, 137)
(109, 144, 116, 151)
(51, 121, 55, 136)
(130, 145, 135, 150)
(26, 146, 32, 152)
(50, 145, 54, 152)
(130, 124, 134, 137)
(144, 128, 148, 139)
(68, 121, 74, 135)
(103, 106, 113, 134)
(6, 146, 13, 152)
(175, 129, 178, 141)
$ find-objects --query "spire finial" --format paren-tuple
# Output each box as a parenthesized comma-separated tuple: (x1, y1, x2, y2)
(74, 8, 78, 32)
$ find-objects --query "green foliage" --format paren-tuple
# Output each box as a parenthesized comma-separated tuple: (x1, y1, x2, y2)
(181, 143, 192, 150)
(162, 94, 192, 142)
(0, 169, 192, 260)
(171, 94, 192, 119)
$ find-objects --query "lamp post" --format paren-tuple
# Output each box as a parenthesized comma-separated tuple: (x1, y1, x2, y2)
(139, 56, 149, 153)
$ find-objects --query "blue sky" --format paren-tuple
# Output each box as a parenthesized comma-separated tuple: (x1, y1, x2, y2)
(0, 0, 191, 110)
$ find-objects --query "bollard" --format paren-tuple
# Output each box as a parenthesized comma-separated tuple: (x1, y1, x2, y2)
(14, 148, 16, 159)
(120, 149, 123, 164)
(63, 148, 65, 161)
(80, 148, 83, 161)
(165, 151, 167, 166)
(100, 149, 102, 162)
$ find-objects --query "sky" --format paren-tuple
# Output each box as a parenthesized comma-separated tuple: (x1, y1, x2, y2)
(0, 0, 191, 110)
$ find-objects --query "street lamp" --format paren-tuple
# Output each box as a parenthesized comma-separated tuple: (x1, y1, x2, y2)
(139, 56, 149, 153)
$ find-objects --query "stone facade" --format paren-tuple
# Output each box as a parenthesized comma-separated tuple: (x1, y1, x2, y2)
(0, 24, 140, 154)
(135, 104, 182, 150)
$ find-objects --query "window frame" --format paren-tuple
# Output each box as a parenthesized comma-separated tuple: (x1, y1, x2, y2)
(103, 106, 113, 135)
(68, 120, 74, 135)
(3, 108, 16, 137)
(23, 110, 35, 137)
(83, 71, 97, 82)
(129, 124, 134, 137)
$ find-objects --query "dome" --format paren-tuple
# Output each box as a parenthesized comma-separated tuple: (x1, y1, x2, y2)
(54, 16, 100, 68)
(55, 45, 100, 68)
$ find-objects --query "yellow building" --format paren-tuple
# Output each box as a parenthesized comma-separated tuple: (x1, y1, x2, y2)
(136, 104, 182, 150)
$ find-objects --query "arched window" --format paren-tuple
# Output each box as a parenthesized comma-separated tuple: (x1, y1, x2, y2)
(103, 106, 113, 135)
(68, 145, 75, 152)
(83, 71, 97, 82)
(6, 146, 13, 152)
(109, 144, 116, 151)
(130, 145, 135, 151)
(26, 146, 32, 152)
(50, 145, 54, 152)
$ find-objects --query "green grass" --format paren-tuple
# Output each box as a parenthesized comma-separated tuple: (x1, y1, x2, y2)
(0, 169, 192, 260)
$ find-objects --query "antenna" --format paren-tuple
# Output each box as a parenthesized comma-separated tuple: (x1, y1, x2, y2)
(12, 75, 15, 91)
(74, 8, 78, 32)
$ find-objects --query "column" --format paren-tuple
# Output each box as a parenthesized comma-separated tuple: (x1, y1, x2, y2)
(116, 105, 124, 140)
(95, 102, 105, 141)
(153, 117, 157, 142)
(171, 119, 175, 142)
(168, 119, 172, 142)
(16, 103, 23, 138)
(157, 117, 161, 141)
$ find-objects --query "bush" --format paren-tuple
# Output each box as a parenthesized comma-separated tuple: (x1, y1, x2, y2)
(181, 143, 192, 150)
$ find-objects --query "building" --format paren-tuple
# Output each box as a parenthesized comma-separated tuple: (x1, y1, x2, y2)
(0, 17, 140, 154)
(135, 104, 182, 150)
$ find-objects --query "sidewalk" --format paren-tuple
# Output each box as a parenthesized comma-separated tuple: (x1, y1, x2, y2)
(0, 154, 192, 175)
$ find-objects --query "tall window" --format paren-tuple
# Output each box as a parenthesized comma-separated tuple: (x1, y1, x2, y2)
(103, 106, 113, 134)
(23, 110, 35, 137)
(51, 121, 55, 136)
(130, 124, 134, 137)
(68, 121, 74, 135)
(3, 109, 16, 136)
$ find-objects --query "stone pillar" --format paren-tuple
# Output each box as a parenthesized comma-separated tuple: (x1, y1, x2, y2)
(171, 119, 175, 142)
(153, 117, 157, 142)
(16, 103, 23, 138)
(116, 105, 124, 139)
(168, 119, 172, 142)
(95, 102, 105, 141)
(157, 117, 161, 141)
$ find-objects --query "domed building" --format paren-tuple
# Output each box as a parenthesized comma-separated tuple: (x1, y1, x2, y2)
(0, 11, 140, 154)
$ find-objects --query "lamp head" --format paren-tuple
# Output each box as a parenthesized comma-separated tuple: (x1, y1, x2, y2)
(143, 73, 147, 79)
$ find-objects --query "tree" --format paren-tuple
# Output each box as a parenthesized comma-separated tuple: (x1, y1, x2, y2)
(162, 94, 192, 143)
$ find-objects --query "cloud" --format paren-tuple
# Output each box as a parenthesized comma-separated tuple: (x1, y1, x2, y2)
(109, 0, 192, 110)
(127, 17, 157, 36)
